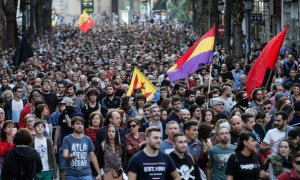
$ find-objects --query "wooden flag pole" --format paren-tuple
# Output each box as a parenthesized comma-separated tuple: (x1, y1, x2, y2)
(207, 63, 213, 108)
(265, 69, 274, 91)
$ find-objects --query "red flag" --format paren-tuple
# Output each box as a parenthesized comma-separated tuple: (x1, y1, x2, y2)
(77, 12, 95, 33)
(246, 26, 288, 99)
(79, 17, 95, 32)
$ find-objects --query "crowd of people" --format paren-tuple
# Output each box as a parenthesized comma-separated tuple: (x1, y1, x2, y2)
(0, 22, 300, 180)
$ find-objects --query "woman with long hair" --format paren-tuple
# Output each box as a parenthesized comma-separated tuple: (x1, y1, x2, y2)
(0, 120, 16, 175)
(201, 109, 215, 128)
(120, 96, 137, 119)
(35, 104, 52, 138)
(264, 139, 293, 179)
(225, 132, 268, 180)
(96, 125, 126, 179)
(272, 68, 284, 87)
(133, 94, 146, 120)
(85, 112, 104, 145)
(198, 124, 212, 171)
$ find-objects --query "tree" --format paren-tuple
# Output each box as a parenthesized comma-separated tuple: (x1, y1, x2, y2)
(0, 0, 5, 49)
(231, 0, 245, 62)
(224, 0, 231, 57)
(166, 0, 191, 24)
(3, 0, 18, 48)
(192, 0, 210, 36)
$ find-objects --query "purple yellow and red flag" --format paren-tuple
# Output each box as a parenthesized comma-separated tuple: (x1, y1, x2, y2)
(167, 25, 215, 82)
(77, 11, 95, 32)
(127, 67, 157, 101)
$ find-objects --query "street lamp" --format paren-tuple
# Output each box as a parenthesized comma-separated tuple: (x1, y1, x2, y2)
(218, 0, 225, 12)
(244, 0, 253, 65)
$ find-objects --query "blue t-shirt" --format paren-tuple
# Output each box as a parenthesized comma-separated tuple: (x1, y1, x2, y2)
(159, 140, 174, 154)
(62, 134, 95, 176)
(208, 144, 236, 180)
(127, 150, 176, 180)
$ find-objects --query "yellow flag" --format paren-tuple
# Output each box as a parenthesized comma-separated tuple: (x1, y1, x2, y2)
(77, 11, 89, 26)
(127, 67, 157, 101)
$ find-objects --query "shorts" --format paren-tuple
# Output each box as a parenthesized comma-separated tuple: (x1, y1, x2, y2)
(58, 148, 67, 170)
(36, 170, 52, 180)
(65, 175, 93, 180)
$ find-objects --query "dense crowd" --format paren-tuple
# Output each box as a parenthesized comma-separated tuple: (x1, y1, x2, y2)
(0, 22, 300, 180)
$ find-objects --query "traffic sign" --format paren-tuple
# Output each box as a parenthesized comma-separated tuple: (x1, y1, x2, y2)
(218, 25, 225, 35)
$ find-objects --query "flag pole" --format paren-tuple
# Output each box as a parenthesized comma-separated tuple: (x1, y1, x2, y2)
(265, 69, 274, 91)
(207, 63, 213, 108)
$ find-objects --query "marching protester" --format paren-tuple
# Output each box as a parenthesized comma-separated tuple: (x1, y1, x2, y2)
(0, 13, 300, 180)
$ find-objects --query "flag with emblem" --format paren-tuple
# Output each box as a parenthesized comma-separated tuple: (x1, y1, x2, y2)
(127, 67, 157, 101)
(246, 26, 288, 99)
(77, 11, 95, 32)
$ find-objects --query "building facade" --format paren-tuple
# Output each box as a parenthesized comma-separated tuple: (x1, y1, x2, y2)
(52, 0, 147, 24)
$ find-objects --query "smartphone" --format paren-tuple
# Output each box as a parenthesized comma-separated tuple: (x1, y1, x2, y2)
(117, 168, 123, 177)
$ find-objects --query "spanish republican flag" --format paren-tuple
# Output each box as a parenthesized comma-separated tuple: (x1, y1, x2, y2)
(167, 25, 215, 81)
(77, 11, 95, 32)
(246, 26, 288, 99)
(127, 67, 157, 101)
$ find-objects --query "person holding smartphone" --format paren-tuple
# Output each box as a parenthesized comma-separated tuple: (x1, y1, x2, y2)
(96, 125, 126, 180)
(62, 116, 101, 180)
(278, 151, 300, 179)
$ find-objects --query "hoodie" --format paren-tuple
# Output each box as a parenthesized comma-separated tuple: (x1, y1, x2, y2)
(2, 146, 42, 180)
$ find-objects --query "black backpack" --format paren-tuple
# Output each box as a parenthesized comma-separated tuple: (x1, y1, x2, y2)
(4, 148, 42, 180)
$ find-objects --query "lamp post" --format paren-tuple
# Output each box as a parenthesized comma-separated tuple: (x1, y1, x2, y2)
(244, 0, 253, 65)
(217, 0, 225, 45)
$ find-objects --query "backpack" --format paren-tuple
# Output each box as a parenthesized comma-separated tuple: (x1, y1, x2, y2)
(8, 148, 41, 180)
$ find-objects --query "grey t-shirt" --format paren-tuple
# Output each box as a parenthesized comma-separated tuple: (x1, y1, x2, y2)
(208, 144, 236, 180)
(62, 134, 95, 176)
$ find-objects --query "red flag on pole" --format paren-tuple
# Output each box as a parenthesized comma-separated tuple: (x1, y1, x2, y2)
(246, 26, 289, 99)
(77, 12, 95, 32)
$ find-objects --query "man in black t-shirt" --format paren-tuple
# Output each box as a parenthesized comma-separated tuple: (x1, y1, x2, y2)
(127, 126, 180, 180)
(81, 87, 108, 128)
(230, 115, 243, 145)
(170, 133, 201, 180)
(41, 79, 58, 113)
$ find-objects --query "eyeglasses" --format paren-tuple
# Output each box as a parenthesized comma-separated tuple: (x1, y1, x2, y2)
(295, 161, 300, 165)
(129, 124, 137, 128)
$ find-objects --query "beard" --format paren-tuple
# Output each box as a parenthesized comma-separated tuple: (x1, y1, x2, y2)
(220, 138, 229, 144)
(107, 93, 114, 97)
(149, 142, 160, 150)
(175, 147, 186, 154)
(74, 129, 83, 134)
(152, 115, 160, 121)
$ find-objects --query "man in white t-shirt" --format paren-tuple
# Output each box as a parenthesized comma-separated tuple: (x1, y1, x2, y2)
(4, 86, 27, 127)
(260, 111, 292, 154)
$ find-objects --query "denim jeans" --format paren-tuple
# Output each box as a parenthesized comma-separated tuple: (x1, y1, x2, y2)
(65, 175, 93, 180)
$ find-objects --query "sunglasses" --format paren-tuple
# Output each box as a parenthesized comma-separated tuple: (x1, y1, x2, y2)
(263, 107, 271, 110)
(129, 124, 137, 128)
(295, 161, 300, 165)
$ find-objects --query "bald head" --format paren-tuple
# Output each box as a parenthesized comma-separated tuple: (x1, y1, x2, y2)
(180, 109, 191, 123)
(230, 115, 243, 134)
